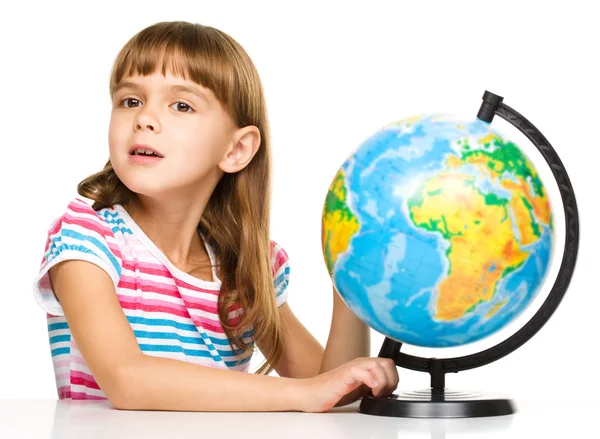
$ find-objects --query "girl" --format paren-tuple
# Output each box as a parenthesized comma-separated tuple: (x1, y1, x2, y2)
(33, 20, 399, 413)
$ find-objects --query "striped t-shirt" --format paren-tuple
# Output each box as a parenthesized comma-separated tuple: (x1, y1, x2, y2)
(33, 197, 291, 400)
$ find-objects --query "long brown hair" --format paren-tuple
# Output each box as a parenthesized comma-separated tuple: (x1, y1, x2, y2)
(77, 21, 283, 375)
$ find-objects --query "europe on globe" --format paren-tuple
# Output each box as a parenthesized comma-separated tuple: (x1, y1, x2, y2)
(321, 114, 554, 348)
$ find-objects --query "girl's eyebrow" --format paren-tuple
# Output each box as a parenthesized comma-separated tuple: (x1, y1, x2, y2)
(114, 82, 210, 104)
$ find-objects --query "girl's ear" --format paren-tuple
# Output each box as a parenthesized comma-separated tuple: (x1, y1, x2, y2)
(218, 125, 261, 174)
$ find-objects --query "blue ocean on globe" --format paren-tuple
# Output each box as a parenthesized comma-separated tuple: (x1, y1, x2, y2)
(321, 114, 554, 347)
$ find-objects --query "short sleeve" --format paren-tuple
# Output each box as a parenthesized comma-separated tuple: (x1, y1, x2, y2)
(270, 240, 290, 307)
(32, 197, 123, 317)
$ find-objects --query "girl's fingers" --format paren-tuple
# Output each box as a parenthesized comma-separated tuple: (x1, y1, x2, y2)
(346, 366, 378, 392)
(378, 358, 399, 396)
(366, 362, 388, 397)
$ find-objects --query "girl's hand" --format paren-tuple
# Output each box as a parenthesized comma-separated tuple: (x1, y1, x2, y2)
(295, 357, 399, 413)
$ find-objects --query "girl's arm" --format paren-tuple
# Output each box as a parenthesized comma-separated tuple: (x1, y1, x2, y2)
(319, 284, 371, 407)
(49, 260, 300, 411)
(258, 285, 370, 381)
(319, 284, 371, 374)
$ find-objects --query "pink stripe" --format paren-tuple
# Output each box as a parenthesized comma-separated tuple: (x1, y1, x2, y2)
(70, 391, 107, 400)
(40, 276, 51, 289)
(71, 370, 99, 387)
(71, 377, 100, 391)
(64, 212, 109, 235)
(173, 276, 221, 295)
(189, 316, 224, 333)
(43, 231, 53, 256)
(43, 219, 64, 263)
(118, 276, 181, 298)
(178, 294, 219, 311)
(119, 299, 192, 319)
(68, 199, 102, 218)
(67, 354, 89, 367)
(58, 386, 71, 399)
(56, 372, 70, 382)
(122, 260, 171, 277)
(121, 276, 220, 302)
(118, 294, 187, 312)
(119, 300, 224, 333)
(117, 293, 218, 314)
(48, 216, 63, 237)
(121, 261, 220, 295)
(54, 360, 70, 369)
(108, 243, 121, 258)
(272, 245, 289, 275)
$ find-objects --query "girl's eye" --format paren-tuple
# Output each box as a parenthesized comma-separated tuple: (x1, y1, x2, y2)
(118, 98, 194, 113)
(170, 102, 194, 113)
(120, 97, 141, 108)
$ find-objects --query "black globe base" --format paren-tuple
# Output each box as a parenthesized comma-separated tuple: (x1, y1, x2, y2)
(358, 389, 516, 418)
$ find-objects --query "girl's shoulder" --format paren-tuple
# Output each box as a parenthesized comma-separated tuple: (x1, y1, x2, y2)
(33, 196, 123, 317)
(49, 196, 117, 227)
(40, 196, 123, 281)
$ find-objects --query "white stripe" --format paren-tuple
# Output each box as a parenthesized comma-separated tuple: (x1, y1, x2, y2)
(53, 365, 71, 376)
(183, 307, 229, 323)
(177, 284, 220, 299)
(48, 328, 71, 337)
(50, 341, 71, 350)
(117, 288, 187, 307)
(69, 384, 106, 398)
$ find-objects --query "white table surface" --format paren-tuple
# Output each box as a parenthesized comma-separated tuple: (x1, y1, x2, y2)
(0, 397, 596, 438)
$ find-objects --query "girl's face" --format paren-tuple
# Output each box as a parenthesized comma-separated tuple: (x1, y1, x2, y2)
(108, 69, 236, 198)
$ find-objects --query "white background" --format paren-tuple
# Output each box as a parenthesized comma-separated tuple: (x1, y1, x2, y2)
(0, 0, 597, 402)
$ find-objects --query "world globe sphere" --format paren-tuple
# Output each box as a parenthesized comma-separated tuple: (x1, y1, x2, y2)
(321, 113, 555, 348)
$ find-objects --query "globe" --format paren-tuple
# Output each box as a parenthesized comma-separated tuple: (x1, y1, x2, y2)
(321, 113, 555, 348)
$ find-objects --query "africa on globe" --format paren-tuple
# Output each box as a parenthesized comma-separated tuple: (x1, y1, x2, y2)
(321, 114, 554, 348)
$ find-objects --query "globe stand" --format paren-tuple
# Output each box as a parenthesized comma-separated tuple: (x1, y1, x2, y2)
(359, 338, 516, 418)
(358, 90, 579, 418)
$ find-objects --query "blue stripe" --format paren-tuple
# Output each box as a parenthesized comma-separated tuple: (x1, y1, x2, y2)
(200, 332, 238, 347)
(49, 335, 71, 344)
(110, 226, 133, 235)
(225, 356, 251, 368)
(135, 330, 245, 358)
(102, 211, 123, 222)
(51, 347, 70, 357)
(127, 316, 254, 344)
(48, 322, 69, 331)
(138, 345, 253, 367)
(102, 211, 133, 235)
(60, 229, 122, 278)
(138, 344, 222, 361)
(274, 266, 290, 297)
(201, 330, 256, 342)
(135, 330, 202, 344)
(127, 316, 199, 333)
(274, 266, 290, 293)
